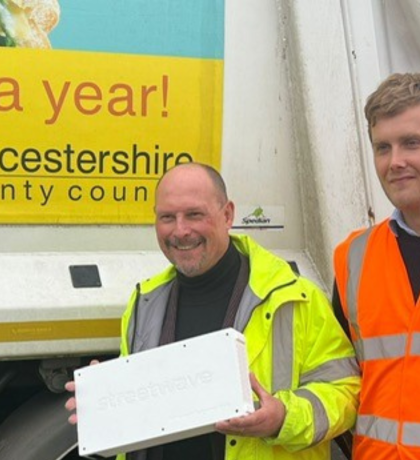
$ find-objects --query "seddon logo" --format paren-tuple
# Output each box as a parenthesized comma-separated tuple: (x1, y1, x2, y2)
(97, 370, 213, 411)
(241, 206, 271, 225)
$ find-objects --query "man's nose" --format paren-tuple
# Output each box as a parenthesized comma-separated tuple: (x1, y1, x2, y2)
(389, 147, 407, 170)
(173, 216, 192, 236)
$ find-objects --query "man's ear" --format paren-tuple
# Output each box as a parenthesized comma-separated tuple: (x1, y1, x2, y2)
(225, 201, 235, 228)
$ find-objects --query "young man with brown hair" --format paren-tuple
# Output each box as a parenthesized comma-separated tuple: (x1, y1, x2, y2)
(334, 73, 420, 460)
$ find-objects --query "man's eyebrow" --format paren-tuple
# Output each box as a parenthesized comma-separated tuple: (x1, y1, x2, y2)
(400, 133, 420, 140)
(156, 206, 205, 214)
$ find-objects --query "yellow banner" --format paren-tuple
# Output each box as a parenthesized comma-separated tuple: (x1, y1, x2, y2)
(0, 48, 223, 223)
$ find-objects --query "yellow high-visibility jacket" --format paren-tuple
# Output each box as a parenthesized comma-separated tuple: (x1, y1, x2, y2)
(117, 234, 360, 460)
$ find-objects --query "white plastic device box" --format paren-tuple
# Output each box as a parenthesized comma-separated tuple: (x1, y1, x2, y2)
(75, 328, 254, 457)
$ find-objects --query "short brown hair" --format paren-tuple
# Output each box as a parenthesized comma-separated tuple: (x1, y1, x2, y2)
(365, 73, 420, 139)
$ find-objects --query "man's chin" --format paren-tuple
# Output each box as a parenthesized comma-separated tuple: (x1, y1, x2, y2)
(175, 262, 203, 277)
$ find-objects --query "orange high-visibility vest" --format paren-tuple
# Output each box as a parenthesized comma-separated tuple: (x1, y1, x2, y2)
(334, 219, 420, 460)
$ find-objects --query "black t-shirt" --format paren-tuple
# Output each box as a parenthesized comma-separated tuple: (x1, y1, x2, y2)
(148, 241, 242, 460)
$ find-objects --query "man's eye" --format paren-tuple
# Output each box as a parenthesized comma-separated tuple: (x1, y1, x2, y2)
(405, 138, 420, 148)
(187, 212, 203, 219)
(375, 144, 390, 154)
(159, 215, 174, 222)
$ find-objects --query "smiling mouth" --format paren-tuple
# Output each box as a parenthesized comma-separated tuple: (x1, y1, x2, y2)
(175, 243, 201, 251)
(167, 238, 204, 251)
(389, 176, 414, 184)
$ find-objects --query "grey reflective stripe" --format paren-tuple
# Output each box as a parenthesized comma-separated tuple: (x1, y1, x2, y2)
(272, 302, 351, 446)
(234, 285, 262, 333)
(356, 415, 398, 444)
(403, 422, 420, 446)
(410, 333, 420, 356)
(359, 334, 407, 361)
(300, 356, 360, 385)
(295, 388, 329, 444)
(357, 416, 420, 447)
(353, 340, 364, 362)
(272, 302, 294, 391)
(128, 281, 174, 353)
(355, 333, 420, 360)
(127, 305, 136, 351)
(346, 228, 373, 354)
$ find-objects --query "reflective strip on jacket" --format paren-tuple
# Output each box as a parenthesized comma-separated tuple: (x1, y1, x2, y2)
(117, 234, 360, 460)
(334, 219, 420, 460)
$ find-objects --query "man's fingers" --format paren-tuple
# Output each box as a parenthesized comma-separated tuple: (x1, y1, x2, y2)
(63, 363, 100, 428)
(250, 372, 269, 400)
(65, 396, 76, 411)
(65, 381, 75, 392)
(68, 413, 78, 425)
